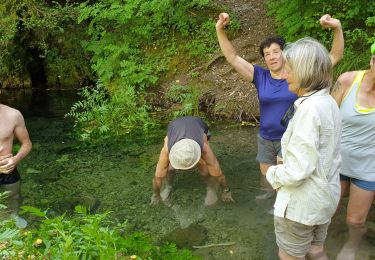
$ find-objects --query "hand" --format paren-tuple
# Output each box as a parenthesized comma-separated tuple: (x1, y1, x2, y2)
(216, 12, 230, 30)
(320, 14, 341, 30)
(221, 191, 235, 203)
(0, 156, 16, 174)
(0, 154, 12, 166)
(276, 156, 283, 164)
(150, 194, 162, 206)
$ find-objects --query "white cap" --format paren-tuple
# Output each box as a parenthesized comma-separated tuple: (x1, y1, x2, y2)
(169, 139, 201, 170)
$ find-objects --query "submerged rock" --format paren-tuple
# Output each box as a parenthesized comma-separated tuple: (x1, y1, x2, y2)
(162, 223, 208, 249)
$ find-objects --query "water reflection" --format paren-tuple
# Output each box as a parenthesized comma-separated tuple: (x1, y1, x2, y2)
(0, 88, 79, 118)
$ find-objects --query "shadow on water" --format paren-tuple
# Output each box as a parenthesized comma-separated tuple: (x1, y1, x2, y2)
(1, 89, 374, 260)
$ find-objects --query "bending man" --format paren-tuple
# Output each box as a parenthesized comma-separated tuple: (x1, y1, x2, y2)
(150, 116, 234, 206)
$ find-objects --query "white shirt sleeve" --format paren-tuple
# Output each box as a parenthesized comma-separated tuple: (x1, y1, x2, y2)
(266, 104, 320, 189)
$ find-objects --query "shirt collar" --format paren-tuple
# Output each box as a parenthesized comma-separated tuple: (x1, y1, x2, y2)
(294, 88, 329, 107)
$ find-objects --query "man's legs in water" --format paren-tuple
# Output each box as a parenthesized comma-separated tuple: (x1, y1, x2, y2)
(1, 181, 27, 228)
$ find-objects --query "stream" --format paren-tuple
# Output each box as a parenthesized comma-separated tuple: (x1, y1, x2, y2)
(1, 89, 374, 260)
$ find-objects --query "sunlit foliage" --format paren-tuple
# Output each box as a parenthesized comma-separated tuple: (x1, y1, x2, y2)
(267, 0, 375, 75)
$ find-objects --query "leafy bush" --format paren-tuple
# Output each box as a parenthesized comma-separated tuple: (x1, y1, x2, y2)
(67, 0, 218, 138)
(66, 82, 153, 140)
(166, 84, 201, 118)
(266, 0, 375, 75)
(0, 193, 200, 259)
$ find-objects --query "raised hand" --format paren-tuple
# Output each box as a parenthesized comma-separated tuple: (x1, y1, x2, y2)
(320, 14, 341, 30)
(216, 12, 230, 30)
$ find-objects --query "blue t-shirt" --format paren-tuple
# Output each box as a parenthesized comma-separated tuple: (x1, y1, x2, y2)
(253, 65, 298, 140)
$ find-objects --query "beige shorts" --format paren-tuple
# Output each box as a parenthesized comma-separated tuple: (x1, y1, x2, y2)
(274, 216, 330, 258)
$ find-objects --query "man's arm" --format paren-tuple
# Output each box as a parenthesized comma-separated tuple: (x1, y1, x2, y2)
(216, 13, 254, 82)
(150, 137, 169, 205)
(201, 140, 234, 202)
(319, 14, 344, 67)
(13, 111, 32, 165)
(0, 110, 31, 174)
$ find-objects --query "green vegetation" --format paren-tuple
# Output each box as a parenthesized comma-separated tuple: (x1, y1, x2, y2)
(266, 0, 375, 75)
(65, 0, 219, 139)
(2, 0, 374, 137)
(0, 1, 90, 87)
(166, 84, 201, 118)
(0, 193, 200, 259)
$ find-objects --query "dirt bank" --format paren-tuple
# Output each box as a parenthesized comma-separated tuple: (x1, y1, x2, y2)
(164, 0, 277, 122)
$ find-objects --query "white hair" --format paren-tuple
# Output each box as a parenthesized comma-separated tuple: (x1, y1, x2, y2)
(283, 37, 333, 91)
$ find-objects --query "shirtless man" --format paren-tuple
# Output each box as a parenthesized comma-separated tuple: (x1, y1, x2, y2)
(0, 103, 32, 228)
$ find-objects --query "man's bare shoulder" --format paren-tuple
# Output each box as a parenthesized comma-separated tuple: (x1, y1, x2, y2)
(0, 104, 23, 120)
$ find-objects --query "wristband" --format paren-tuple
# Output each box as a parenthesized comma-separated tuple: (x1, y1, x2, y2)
(223, 188, 230, 192)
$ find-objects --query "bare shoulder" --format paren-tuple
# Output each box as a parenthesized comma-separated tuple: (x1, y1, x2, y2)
(0, 104, 24, 125)
(0, 104, 21, 116)
(337, 71, 358, 88)
(331, 71, 359, 105)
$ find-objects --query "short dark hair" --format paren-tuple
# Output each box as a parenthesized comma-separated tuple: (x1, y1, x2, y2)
(259, 36, 285, 57)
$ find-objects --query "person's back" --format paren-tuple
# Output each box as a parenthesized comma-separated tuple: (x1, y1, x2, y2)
(280, 90, 341, 224)
(167, 116, 208, 152)
(266, 37, 341, 259)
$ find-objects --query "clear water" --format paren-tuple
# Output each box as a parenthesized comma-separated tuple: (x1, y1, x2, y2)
(1, 89, 374, 260)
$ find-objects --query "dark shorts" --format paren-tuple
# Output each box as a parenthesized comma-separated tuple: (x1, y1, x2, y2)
(0, 168, 20, 185)
(256, 134, 282, 165)
(340, 175, 375, 191)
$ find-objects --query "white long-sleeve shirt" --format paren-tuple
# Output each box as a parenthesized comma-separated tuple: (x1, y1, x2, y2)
(266, 88, 341, 226)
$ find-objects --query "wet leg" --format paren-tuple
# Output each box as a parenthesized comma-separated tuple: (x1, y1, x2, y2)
(336, 183, 374, 260)
(160, 166, 174, 202)
(256, 162, 275, 200)
(197, 160, 218, 206)
(279, 248, 305, 260)
(2, 181, 21, 215)
(334, 179, 350, 217)
(1, 181, 27, 228)
(307, 245, 328, 260)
